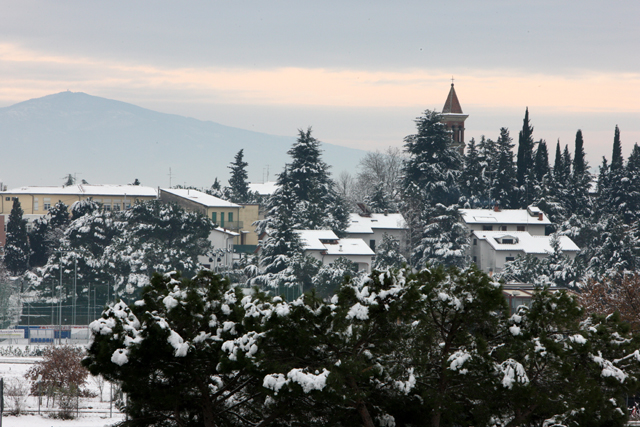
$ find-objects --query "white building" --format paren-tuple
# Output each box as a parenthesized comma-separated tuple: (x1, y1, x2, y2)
(470, 231, 580, 274)
(460, 206, 580, 274)
(295, 229, 375, 272)
(198, 227, 239, 270)
(345, 212, 407, 252)
(460, 206, 551, 236)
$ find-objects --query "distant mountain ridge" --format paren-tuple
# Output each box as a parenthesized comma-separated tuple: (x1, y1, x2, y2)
(0, 92, 367, 189)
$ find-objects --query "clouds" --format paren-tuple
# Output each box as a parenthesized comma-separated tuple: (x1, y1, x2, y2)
(0, 1, 638, 177)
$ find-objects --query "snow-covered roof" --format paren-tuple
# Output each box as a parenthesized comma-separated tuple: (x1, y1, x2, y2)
(3, 184, 158, 197)
(460, 207, 552, 226)
(346, 213, 407, 234)
(295, 229, 339, 251)
(161, 188, 240, 208)
(473, 231, 580, 254)
(248, 181, 278, 196)
(324, 239, 375, 256)
(212, 227, 240, 237)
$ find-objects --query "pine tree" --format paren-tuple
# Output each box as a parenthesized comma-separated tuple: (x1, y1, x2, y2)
(402, 110, 462, 208)
(227, 149, 251, 203)
(373, 233, 407, 270)
(553, 140, 564, 182)
(4, 199, 30, 275)
(567, 130, 593, 217)
(278, 127, 350, 234)
(412, 204, 469, 269)
(624, 143, 640, 223)
(63, 174, 75, 186)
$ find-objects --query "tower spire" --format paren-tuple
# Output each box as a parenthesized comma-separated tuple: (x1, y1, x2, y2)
(440, 80, 468, 154)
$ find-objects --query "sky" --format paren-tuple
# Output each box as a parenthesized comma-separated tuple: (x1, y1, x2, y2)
(0, 1, 639, 175)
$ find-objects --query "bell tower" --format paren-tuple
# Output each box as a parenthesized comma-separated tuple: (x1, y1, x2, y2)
(441, 80, 468, 154)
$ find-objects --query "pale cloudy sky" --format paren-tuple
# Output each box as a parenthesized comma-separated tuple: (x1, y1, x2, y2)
(1, 1, 638, 169)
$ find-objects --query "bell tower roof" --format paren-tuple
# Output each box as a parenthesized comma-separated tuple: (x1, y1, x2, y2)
(442, 83, 464, 114)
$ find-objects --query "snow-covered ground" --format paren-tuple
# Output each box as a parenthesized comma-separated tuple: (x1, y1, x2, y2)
(0, 345, 124, 427)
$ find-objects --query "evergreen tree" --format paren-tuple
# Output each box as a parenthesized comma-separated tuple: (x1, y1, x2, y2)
(412, 204, 469, 269)
(562, 144, 572, 180)
(373, 233, 407, 270)
(624, 143, 640, 223)
(227, 149, 251, 203)
(28, 202, 70, 268)
(612, 125, 623, 171)
(516, 108, 535, 204)
(262, 127, 349, 236)
(553, 140, 564, 182)
(533, 139, 550, 182)
(573, 129, 586, 176)
(460, 137, 490, 207)
(402, 110, 462, 208)
(363, 182, 396, 213)
(3, 199, 30, 275)
(491, 128, 517, 209)
(63, 174, 75, 186)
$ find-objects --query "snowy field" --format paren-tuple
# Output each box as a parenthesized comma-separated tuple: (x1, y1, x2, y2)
(0, 345, 124, 427)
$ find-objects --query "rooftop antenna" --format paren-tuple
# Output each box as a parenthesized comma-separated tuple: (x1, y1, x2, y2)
(168, 168, 173, 188)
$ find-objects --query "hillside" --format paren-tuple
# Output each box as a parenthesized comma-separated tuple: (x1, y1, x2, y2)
(0, 92, 367, 188)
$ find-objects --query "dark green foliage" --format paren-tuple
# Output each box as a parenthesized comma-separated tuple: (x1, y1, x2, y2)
(491, 128, 518, 209)
(373, 233, 407, 270)
(83, 270, 279, 427)
(573, 129, 586, 176)
(533, 139, 550, 182)
(516, 107, 535, 200)
(412, 204, 469, 269)
(227, 149, 251, 203)
(612, 125, 623, 171)
(4, 199, 29, 275)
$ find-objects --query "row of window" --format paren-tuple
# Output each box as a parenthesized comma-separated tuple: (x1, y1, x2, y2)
(482, 225, 526, 232)
(5, 197, 132, 212)
(472, 256, 516, 263)
(211, 212, 233, 226)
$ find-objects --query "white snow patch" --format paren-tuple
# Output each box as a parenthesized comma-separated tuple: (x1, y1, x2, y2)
(346, 302, 369, 320)
(111, 349, 129, 366)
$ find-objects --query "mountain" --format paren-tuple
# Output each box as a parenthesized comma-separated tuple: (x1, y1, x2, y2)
(0, 92, 367, 189)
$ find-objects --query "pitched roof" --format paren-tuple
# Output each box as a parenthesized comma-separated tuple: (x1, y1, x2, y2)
(161, 188, 240, 208)
(346, 213, 407, 234)
(460, 207, 552, 226)
(3, 184, 157, 197)
(442, 83, 464, 114)
(472, 231, 580, 254)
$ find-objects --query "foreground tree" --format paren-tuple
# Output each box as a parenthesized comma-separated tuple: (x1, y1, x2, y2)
(84, 270, 288, 427)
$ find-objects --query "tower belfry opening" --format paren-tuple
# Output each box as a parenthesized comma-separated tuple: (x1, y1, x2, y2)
(440, 82, 468, 154)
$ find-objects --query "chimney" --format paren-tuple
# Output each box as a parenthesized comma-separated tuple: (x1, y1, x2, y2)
(494, 204, 500, 212)
(538, 213, 543, 221)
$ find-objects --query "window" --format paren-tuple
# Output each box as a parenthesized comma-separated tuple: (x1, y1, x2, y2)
(34, 201, 39, 211)
(501, 226, 507, 231)
(369, 239, 376, 251)
(502, 239, 514, 244)
(473, 256, 477, 263)
(506, 256, 515, 262)
(212, 212, 217, 224)
(4, 197, 9, 201)
(473, 239, 477, 246)
(221, 212, 225, 227)
(517, 226, 525, 232)
(228, 212, 233, 223)
(482, 225, 493, 231)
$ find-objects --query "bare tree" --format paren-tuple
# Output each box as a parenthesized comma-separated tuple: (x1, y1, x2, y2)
(5, 378, 29, 415)
(354, 147, 405, 210)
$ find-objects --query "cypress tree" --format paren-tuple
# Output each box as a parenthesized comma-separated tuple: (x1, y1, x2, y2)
(491, 128, 517, 209)
(562, 145, 572, 180)
(4, 199, 30, 275)
(573, 130, 586, 176)
(533, 140, 550, 182)
(611, 125, 623, 171)
(553, 141, 563, 182)
(516, 107, 535, 188)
